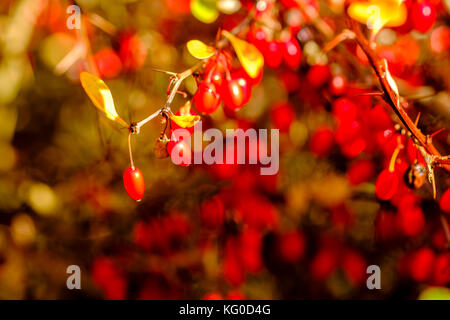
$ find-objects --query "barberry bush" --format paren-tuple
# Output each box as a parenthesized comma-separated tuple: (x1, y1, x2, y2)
(0, 0, 449, 299)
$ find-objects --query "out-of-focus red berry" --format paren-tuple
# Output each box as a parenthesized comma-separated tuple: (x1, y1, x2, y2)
(439, 188, 450, 214)
(307, 64, 330, 88)
(264, 41, 283, 69)
(270, 101, 296, 132)
(347, 159, 375, 185)
(409, 247, 435, 282)
(309, 126, 334, 157)
(411, 2, 436, 33)
(375, 210, 398, 241)
(279, 231, 306, 263)
(200, 196, 225, 229)
(341, 250, 367, 286)
(94, 48, 122, 79)
(310, 248, 339, 281)
(397, 206, 425, 237)
(202, 292, 223, 300)
(118, 32, 147, 72)
(431, 253, 450, 285)
(329, 75, 347, 96)
(283, 37, 302, 69)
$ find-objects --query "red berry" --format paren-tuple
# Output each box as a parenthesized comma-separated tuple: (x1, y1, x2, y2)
(123, 166, 145, 201)
(202, 292, 223, 300)
(431, 253, 450, 285)
(375, 210, 398, 241)
(412, 2, 436, 33)
(375, 169, 399, 201)
(329, 75, 347, 95)
(310, 248, 339, 281)
(94, 48, 122, 79)
(283, 37, 302, 69)
(278, 231, 306, 263)
(397, 206, 425, 237)
(200, 196, 225, 229)
(194, 82, 221, 114)
(347, 159, 375, 185)
(440, 188, 450, 214)
(167, 139, 192, 166)
(341, 250, 366, 286)
(332, 98, 358, 123)
(270, 101, 296, 132)
(307, 64, 330, 88)
(118, 32, 147, 72)
(264, 41, 283, 69)
(409, 247, 435, 282)
(221, 74, 251, 110)
(309, 126, 334, 157)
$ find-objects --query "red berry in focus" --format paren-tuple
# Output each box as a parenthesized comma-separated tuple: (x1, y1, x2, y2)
(123, 166, 145, 201)
(167, 138, 192, 166)
(412, 2, 436, 33)
(194, 82, 221, 114)
(94, 48, 122, 79)
(270, 101, 296, 132)
(283, 37, 302, 69)
(278, 231, 306, 264)
(440, 188, 450, 214)
(309, 126, 334, 157)
(375, 169, 399, 201)
(118, 32, 147, 72)
(221, 74, 251, 110)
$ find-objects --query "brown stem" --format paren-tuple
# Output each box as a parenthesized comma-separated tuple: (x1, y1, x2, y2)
(345, 16, 450, 173)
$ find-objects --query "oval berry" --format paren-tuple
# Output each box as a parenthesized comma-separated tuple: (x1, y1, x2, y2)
(123, 166, 145, 201)
(194, 82, 221, 114)
(221, 74, 251, 110)
(283, 37, 302, 69)
(375, 169, 399, 200)
(412, 2, 436, 33)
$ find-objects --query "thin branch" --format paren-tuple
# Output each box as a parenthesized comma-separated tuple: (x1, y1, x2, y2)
(345, 16, 450, 174)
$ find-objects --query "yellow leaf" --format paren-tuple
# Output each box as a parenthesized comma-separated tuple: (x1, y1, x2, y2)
(80, 72, 127, 127)
(191, 0, 219, 24)
(222, 30, 264, 79)
(187, 40, 216, 59)
(348, 0, 407, 36)
(170, 114, 201, 128)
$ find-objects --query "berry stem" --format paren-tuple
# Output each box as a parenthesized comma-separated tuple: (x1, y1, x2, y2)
(128, 131, 135, 170)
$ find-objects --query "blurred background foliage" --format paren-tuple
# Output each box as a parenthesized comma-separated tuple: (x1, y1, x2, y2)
(0, 0, 449, 299)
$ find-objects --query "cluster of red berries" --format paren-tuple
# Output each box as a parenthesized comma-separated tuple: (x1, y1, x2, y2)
(194, 51, 259, 114)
